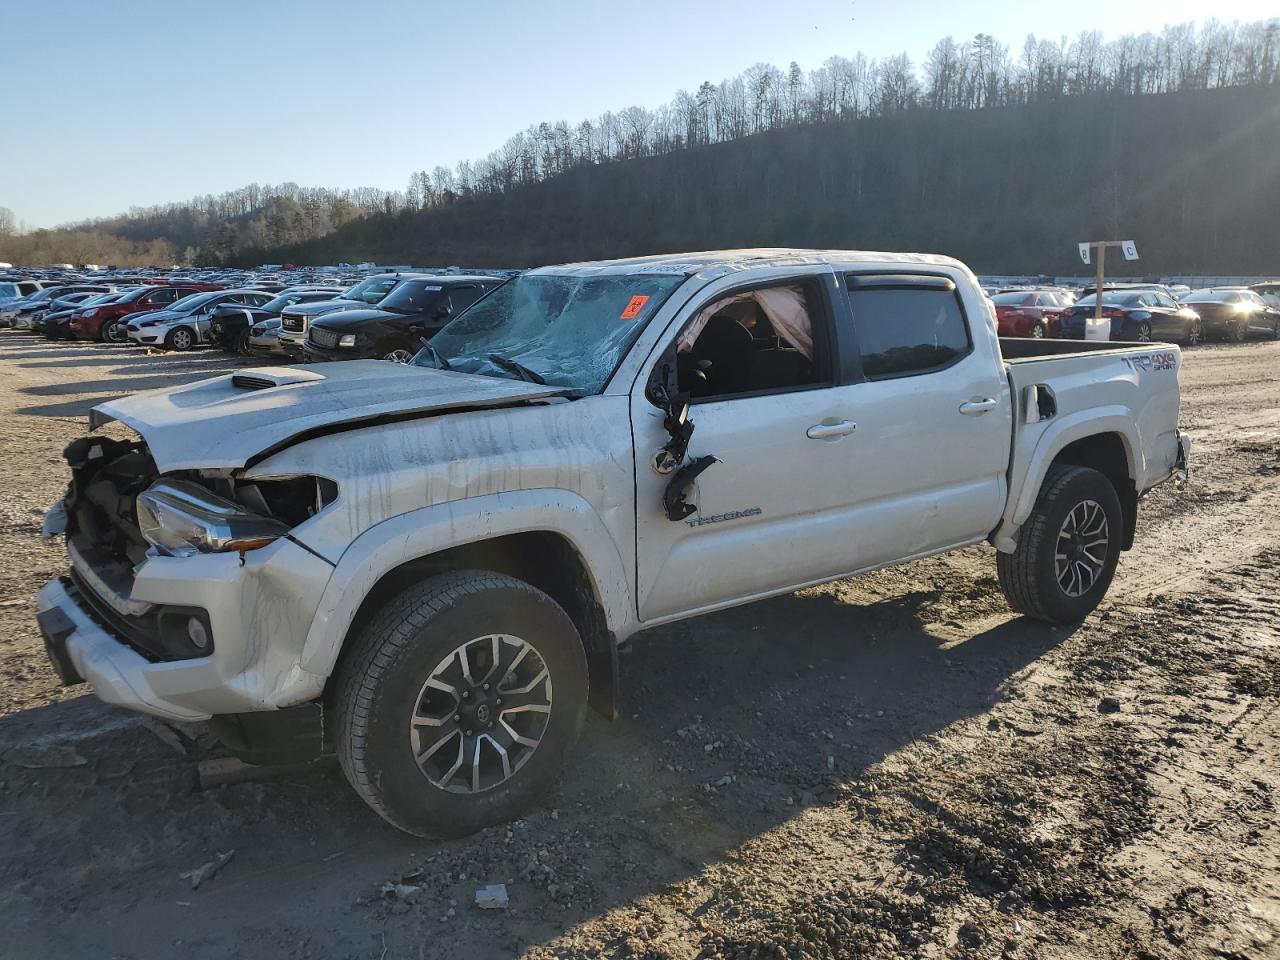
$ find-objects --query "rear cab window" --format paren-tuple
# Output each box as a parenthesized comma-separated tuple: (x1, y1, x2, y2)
(842, 274, 971, 379)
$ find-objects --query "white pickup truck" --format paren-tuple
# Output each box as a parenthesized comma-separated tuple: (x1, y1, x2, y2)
(37, 249, 1188, 836)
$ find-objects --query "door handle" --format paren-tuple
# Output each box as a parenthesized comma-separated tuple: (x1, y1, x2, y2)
(806, 419, 857, 440)
(959, 398, 997, 416)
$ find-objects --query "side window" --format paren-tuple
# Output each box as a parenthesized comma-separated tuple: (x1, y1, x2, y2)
(146, 288, 178, 305)
(844, 276, 970, 379)
(19, 282, 40, 296)
(448, 285, 485, 314)
(676, 281, 827, 401)
(1155, 293, 1177, 308)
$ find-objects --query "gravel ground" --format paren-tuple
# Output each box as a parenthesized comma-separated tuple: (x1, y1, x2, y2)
(0, 332, 1277, 960)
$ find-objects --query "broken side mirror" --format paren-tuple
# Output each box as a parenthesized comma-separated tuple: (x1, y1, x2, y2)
(653, 391, 693, 475)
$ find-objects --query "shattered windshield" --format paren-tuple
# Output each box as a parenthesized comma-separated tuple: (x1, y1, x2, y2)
(418, 272, 687, 394)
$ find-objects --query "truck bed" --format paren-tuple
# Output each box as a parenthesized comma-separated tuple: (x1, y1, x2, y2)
(993, 336, 1184, 552)
(998, 336, 1169, 362)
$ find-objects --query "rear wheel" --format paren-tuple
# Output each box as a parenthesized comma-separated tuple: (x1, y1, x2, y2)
(1134, 321, 1152, 342)
(1229, 320, 1246, 343)
(1030, 321, 1046, 339)
(997, 465, 1123, 624)
(165, 327, 195, 351)
(384, 349, 413, 363)
(332, 570, 588, 837)
(235, 331, 251, 355)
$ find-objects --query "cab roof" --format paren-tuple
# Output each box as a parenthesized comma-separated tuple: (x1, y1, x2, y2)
(530, 248, 967, 278)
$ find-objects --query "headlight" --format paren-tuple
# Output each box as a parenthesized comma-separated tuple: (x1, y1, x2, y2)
(339, 334, 356, 347)
(136, 479, 289, 557)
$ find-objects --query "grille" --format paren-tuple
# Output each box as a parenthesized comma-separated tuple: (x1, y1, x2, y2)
(281, 313, 305, 332)
(309, 327, 339, 349)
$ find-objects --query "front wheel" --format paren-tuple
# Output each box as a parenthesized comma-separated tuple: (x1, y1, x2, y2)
(1030, 321, 1046, 339)
(101, 320, 126, 344)
(1134, 321, 1152, 342)
(332, 570, 588, 837)
(165, 327, 195, 351)
(1185, 319, 1203, 347)
(1229, 320, 1246, 343)
(997, 464, 1123, 624)
(383, 349, 414, 363)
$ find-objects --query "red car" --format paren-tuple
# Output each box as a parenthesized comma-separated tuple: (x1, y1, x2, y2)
(990, 290, 1071, 338)
(69, 283, 222, 342)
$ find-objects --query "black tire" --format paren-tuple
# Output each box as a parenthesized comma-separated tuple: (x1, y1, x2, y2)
(332, 570, 588, 837)
(235, 331, 251, 355)
(1184, 319, 1203, 347)
(997, 464, 1123, 624)
(100, 319, 126, 344)
(1134, 321, 1152, 342)
(165, 326, 195, 351)
(1229, 320, 1246, 343)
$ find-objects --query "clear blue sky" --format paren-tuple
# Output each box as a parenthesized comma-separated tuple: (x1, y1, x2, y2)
(3, 0, 1274, 228)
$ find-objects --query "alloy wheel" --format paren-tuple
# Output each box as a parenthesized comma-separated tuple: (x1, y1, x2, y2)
(103, 321, 125, 343)
(171, 329, 193, 350)
(1135, 322, 1152, 342)
(384, 349, 414, 363)
(1187, 320, 1203, 346)
(1031, 322, 1045, 339)
(1055, 499, 1109, 598)
(409, 634, 553, 794)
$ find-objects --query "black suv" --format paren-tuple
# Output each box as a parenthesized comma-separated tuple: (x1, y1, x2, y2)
(303, 275, 502, 362)
(209, 287, 344, 354)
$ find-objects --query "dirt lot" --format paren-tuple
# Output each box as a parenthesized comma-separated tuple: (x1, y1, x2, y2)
(0, 332, 1277, 960)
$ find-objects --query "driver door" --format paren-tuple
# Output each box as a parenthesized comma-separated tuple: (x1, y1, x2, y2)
(631, 272, 868, 622)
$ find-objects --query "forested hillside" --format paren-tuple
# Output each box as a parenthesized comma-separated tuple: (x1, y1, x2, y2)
(253, 85, 1280, 275)
(4, 18, 1277, 272)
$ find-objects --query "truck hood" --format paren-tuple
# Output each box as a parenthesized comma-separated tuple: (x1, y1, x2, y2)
(90, 361, 568, 472)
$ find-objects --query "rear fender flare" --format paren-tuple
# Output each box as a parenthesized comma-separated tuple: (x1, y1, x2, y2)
(996, 409, 1139, 548)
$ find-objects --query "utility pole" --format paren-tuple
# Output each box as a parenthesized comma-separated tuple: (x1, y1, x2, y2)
(1077, 240, 1139, 341)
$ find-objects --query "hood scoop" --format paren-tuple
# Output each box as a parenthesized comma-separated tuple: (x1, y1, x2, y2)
(231, 367, 328, 391)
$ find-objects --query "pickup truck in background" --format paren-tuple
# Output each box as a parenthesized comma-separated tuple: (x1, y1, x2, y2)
(36, 249, 1189, 837)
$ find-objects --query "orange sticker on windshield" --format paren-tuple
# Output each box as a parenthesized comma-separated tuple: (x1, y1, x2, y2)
(620, 295, 650, 320)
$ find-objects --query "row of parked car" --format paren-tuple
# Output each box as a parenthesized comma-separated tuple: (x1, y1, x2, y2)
(0, 271, 512, 362)
(4, 271, 1280, 365)
(988, 281, 1280, 344)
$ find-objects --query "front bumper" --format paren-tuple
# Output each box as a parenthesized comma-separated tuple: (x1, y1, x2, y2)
(36, 537, 335, 721)
(302, 341, 362, 362)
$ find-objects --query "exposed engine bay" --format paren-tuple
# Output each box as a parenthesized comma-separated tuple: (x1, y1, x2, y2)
(62, 434, 334, 570)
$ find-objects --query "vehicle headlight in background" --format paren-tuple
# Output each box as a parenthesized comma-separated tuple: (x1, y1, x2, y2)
(339, 334, 356, 347)
(136, 479, 290, 557)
